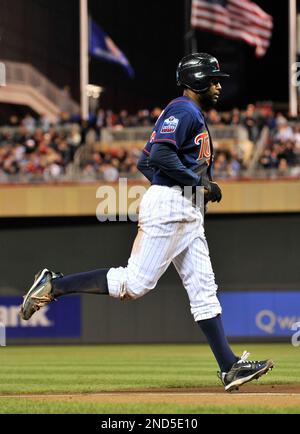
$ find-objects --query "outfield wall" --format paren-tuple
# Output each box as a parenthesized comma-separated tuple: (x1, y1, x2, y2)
(0, 180, 300, 217)
(0, 214, 299, 344)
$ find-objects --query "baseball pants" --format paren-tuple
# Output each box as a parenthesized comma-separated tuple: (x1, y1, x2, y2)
(107, 185, 222, 321)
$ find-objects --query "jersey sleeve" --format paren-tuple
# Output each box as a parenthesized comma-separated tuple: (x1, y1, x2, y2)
(152, 109, 194, 150)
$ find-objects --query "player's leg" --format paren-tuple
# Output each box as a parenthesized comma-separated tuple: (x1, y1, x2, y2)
(173, 233, 274, 391)
(20, 186, 189, 319)
(19, 267, 110, 320)
(107, 187, 194, 300)
(52, 269, 109, 296)
(53, 217, 178, 301)
(20, 219, 177, 320)
(173, 234, 238, 373)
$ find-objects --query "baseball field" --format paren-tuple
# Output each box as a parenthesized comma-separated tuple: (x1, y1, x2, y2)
(0, 343, 299, 414)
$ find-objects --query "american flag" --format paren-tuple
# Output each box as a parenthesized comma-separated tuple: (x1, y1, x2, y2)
(191, 0, 273, 57)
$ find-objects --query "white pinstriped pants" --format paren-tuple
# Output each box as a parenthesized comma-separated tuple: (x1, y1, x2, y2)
(107, 185, 222, 321)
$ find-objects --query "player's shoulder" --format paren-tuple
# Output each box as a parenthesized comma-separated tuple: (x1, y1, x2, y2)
(164, 96, 204, 120)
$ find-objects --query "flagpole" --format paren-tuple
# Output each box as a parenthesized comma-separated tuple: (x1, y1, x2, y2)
(289, 0, 297, 117)
(80, 0, 89, 121)
(184, 0, 197, 55)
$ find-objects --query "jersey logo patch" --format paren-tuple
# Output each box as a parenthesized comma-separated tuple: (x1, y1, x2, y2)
(160, 116, 179, 134)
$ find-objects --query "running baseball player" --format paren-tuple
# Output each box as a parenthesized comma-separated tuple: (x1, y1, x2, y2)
(20, 53, 274, 392)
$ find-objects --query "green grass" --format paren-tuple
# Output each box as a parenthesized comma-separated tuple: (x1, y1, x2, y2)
(0, 400, 300, 414)
(0, 343, 299, 413)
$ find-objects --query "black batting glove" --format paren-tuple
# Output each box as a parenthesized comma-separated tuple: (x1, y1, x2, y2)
(202, 179, 222, 203)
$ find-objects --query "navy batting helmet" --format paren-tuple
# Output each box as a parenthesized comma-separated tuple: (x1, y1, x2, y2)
(176, 53, 229, 93)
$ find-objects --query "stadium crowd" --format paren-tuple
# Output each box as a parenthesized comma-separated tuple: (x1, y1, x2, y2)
(0, 104, 299, 183)
(258, 114, 300, 177)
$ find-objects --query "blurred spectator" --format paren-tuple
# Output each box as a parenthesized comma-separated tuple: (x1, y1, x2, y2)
(21, 113, 36, 133)
(9, 115, 19, 127)
(38, 114, 51, 132)
(258, 114, 300, 176)
(213, 152, 230, 178)
(272, 115, 294, 142)
(293, 123, 300, 151)
(277, 158, 290, 177)
(277, 140, 297, 166)
(137, 110, 151, 126)
(207, 109, 222, 125)
(241, 104, 260, 142)
(106, 110, 118, 128)
(100, 162, 119, 182)
(1, 103, 299, 183)
(228, 150, 243, 177)
(150, 107, 163, 123)
(259, 149, 278, 169)
(231, 108, 241, 126)
(221, 111, 232, 125)
(115, 110, 130, 128)
(58, 111, 72, 125)
(96, 109, 106, 139)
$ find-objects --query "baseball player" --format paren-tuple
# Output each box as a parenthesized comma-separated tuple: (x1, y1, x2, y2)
(20, 53, 274, 392)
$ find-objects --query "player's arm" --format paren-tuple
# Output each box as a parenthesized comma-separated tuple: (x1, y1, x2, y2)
(137, 151, 154, 182)
(151, 108, 221, 200)
(150, 142, 200, 186)
(149, 110, 200, 186)
(150, 145, 222, 201)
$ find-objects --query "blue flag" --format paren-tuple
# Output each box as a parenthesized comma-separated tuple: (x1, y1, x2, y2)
(89, 19, 134, 78)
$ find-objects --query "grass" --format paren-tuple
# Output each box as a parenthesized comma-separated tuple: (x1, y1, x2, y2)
(0, 343, 299, 413)
(1, 400, 300, 414)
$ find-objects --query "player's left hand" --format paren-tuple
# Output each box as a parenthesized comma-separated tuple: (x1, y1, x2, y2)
(203, 180, 222, 203)
(192, 159, 222, 203)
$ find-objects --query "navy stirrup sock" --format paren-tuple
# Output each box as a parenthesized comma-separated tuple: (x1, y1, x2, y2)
(197, 315, 238, 372)
(52, 269, 109, 297)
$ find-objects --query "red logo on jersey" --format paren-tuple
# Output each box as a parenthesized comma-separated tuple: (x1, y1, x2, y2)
(195, 131, 211, 160)
(150, 131, 157, 143)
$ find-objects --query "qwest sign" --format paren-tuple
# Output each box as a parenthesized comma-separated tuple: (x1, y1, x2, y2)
(220, 291, 300, 337)
(0, 297, 81, 338)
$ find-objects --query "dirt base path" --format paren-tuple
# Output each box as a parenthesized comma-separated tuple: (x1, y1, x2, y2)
(2, 385, 300, 409)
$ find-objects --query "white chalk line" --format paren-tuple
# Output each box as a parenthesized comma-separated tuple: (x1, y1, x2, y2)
(0, 392, 300, 399)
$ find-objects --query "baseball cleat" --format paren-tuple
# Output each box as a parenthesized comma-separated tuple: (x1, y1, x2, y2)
(218, 351, 274, 393)
(20, 268, 63, 321)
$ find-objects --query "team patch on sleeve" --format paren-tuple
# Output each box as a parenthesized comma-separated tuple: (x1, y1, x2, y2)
(160, 116, 179, 134)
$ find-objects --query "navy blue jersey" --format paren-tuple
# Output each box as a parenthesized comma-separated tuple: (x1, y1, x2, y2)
(143, 96, 213, 187)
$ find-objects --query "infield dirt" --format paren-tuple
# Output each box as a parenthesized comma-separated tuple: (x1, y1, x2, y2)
(4, 385, 300, 410)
